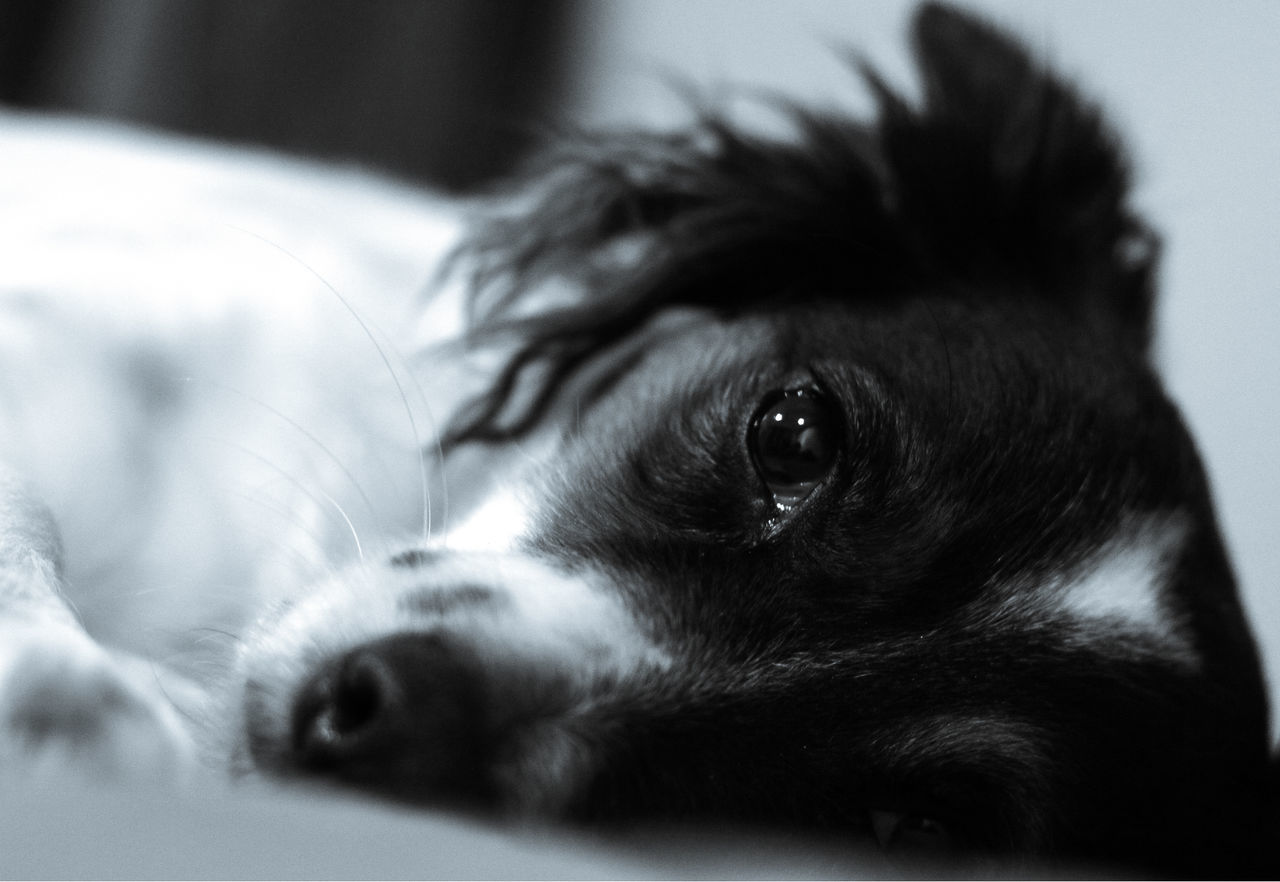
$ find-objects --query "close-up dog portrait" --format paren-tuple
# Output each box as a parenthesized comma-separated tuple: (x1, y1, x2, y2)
(0, 1, 1277, 877)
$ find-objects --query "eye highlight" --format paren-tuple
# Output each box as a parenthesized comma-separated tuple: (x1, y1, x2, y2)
(749, 387, 841, 511)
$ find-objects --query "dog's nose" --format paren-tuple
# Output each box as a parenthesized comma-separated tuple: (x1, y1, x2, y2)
(289, 633, 493, 803)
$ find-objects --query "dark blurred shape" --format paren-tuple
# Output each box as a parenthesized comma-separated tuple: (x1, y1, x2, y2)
(0, 0, 578, 191)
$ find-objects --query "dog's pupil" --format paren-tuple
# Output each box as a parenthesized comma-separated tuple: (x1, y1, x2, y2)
(752, 390, 837, 486)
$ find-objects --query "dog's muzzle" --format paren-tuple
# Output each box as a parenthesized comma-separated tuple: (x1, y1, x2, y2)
(234, 549, 668, 813)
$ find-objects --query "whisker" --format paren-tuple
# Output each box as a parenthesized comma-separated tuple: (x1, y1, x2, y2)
(224, 227, 432, 541)
(221, 440, 365, 561)
(178, 375, 386, 534)
(223, 488, 345, 577)
(509, 436, 550, 468)
(145, 658, 205, 727)
(368, 327, 451, 541)
(189, 627, 244, 646)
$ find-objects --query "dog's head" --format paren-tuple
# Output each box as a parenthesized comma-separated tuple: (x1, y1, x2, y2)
(232, 4, 1271, 873)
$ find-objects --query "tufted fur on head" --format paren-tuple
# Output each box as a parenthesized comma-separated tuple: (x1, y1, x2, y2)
(445, 2, 1160, 446)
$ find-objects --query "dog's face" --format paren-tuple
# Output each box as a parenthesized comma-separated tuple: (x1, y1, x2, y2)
(230, 4, 1270, 873)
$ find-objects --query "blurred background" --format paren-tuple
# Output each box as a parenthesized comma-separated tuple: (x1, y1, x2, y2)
(0, 0, 578, 190)
(1, 0, 1277, 730)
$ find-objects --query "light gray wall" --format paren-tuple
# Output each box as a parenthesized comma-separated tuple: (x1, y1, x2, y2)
(568, 0, 1280, 733)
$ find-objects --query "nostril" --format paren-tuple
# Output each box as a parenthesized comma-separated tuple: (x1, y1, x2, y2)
(284, 633, 494, 804)
(332, 657, 384, 733)
(292, 651, 398, 765)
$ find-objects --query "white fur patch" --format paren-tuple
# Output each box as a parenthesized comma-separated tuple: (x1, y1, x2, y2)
(1047, 515, 1192, 659)
(432, 424, 564, 553)
(441, 484, 535, 554)
(1057, 534, 1169, 628)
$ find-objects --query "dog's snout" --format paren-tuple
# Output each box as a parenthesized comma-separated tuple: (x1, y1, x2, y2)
(240, 553, 667, 812)
(289, 633, 491, 802)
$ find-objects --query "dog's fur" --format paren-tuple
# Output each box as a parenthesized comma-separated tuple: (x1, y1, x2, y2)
(0, 3, 1273, 875)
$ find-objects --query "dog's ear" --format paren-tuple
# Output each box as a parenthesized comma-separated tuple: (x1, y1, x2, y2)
(869, 2, 1157, 345)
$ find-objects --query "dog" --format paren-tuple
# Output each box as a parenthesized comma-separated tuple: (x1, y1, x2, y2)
(0, 3, 1273, 875)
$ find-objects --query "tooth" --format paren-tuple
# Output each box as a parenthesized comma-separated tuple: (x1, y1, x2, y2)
(869, 809, 903, 848)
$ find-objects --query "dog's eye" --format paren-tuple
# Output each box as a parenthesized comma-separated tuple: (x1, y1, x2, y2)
(749, 387, 840, 510)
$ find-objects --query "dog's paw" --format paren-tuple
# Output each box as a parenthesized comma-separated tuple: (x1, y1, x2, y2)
(0, 625, 195, 784)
